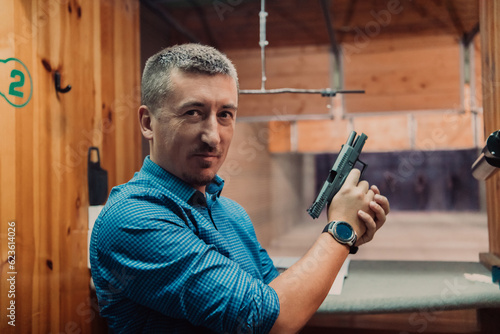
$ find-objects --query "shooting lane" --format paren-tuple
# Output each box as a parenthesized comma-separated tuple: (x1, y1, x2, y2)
(159, 1, 500, 333)
(304, 1, 500, 332)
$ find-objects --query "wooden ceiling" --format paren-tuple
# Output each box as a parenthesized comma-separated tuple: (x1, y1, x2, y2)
(141, 0, 480, 50)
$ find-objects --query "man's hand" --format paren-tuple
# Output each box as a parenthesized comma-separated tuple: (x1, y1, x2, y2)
(356, 184, 390, 246)
(326, 169, 390, 245)
(327, 169, 374, 237)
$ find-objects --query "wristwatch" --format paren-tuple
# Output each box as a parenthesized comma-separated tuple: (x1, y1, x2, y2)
(323, 220, 359, 254)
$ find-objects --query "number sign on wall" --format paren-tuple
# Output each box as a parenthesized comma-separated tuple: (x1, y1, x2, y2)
(0, 58, 33, 108)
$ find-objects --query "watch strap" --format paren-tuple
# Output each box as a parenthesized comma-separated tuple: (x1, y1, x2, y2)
(322, 222, 359, 254)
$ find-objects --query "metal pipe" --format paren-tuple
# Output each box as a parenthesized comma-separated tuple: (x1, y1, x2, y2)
(259, 0, 268, 90)
(239, 88, 365, 96)
(237, 114, 334, 123)
(319, 0, 340, 56)
(236, 108, 466, 123)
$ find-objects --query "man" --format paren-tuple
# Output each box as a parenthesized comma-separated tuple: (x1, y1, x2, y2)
(90, 43, 390, 333)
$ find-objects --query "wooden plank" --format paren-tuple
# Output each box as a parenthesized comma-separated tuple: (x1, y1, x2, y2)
(39, 1, 66, 332)
(58, 2, 98, 333)
(354, 115, 410, 152)
(296, 119, 351, 153)
(473, 35, 483, 109)
(0, 1, 19, 333)
(100, 0, 141, 187)
(479, 0, 500, 256)
(15, 0, 39, 332)
(100, 0, 117, 189)
(344, 35, 461, 113)
(414, 111, 475, 150)
(268, 121, 291, 153)
(110, 0, 142, 183)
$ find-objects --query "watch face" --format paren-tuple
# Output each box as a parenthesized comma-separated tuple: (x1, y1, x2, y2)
(336, 222, 353, 241)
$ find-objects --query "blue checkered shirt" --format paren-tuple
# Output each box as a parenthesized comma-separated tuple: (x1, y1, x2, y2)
(89, 157, 280, 333)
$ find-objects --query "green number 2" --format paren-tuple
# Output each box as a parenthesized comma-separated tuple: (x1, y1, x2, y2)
(9, 69, 25, 98)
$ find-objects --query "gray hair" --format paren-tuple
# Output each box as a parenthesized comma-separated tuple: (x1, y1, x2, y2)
(141, 43, 239, 115)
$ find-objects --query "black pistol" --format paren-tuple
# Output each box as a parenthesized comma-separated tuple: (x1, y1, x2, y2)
(307, 131, 368, 219)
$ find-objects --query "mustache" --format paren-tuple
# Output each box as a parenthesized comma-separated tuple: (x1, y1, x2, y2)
(190, 144, 223, 156)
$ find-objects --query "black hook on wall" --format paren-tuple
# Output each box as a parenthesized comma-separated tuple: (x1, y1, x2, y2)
(54, 71, 72, 94)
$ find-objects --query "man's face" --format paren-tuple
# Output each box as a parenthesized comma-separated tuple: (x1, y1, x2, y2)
(149, 69, 238, 191)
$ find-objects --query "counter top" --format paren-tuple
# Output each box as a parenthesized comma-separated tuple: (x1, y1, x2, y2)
(317, 260, 500, 314)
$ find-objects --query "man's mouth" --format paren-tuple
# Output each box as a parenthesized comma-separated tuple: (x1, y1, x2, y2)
(193, 153, 220, 158)
(191, 146, 223, 158)
(191, 151, 222, 165)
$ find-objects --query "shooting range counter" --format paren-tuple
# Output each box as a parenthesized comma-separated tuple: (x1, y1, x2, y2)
(306, 260, 500, 333)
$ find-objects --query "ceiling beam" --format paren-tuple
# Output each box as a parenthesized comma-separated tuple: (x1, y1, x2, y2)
(186, 0, 220, 48)
(337, 0, 357, 44)
(141, 0, 201, 43)
(462, 23, 480, 47)
(319, 0, 341, 56)
(445, 0, 466, 37)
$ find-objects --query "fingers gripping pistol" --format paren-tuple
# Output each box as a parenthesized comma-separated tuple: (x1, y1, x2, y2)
(307, 131, 368, 219)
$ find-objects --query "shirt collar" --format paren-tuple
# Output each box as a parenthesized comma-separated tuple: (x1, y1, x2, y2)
(206, 174, 224, 197)
(141, 156, 225, 203)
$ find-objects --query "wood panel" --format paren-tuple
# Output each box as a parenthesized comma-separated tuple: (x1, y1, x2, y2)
(296, 119, 351, 153)
(0, 1, 141, 333)
(473, 35, 483, 109)
(353, 115, 410, 151)
(100, 0, 142, 186)
(344, 34, 462, 113)
(413, 111, 475, 150)
(269, 121, 291, 153)
(479, 0, 500, 256)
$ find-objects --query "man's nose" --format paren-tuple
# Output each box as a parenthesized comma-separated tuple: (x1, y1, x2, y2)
(200, 114, 220, 148)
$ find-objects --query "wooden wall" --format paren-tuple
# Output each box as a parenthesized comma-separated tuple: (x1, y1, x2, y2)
(228, 34, 483, 154)
(479, 0, 500, 257)
(0, 1, 141, 333)
(343, 34, 461, 113)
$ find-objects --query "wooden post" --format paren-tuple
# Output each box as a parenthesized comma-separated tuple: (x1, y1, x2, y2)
(479, 0, 500, 263)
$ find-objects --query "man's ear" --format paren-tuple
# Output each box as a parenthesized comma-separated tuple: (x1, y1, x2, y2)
(138, 105, 154, 140)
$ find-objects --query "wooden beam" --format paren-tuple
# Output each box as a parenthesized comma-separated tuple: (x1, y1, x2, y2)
(479, 0, 500, 256)
(445, 0, 466, 37)
(141, 0, 201, 43)
(186, 0, 220, 48)
(319, 0, 340, 56)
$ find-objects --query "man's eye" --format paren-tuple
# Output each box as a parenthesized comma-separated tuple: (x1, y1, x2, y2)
(220, 111, 233, 119)
(185, 110, 199, 116)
